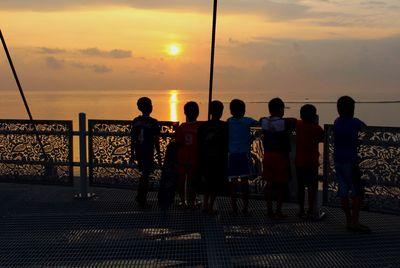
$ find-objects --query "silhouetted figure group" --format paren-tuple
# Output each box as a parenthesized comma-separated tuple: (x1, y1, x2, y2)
(131, 95, 370, 234)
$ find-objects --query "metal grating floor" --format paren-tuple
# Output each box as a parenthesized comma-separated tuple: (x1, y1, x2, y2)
(0, 183, 399, 267)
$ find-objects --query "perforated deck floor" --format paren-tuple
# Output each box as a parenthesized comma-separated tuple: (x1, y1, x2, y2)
(0, 183, 399, 267)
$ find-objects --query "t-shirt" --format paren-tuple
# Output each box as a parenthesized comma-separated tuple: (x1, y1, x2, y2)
(131, 115, 160, 163)
(295, 120, 324, 168)
(175, 121, 203, 169)
(198, 120, 228, 168)
(333, 117, 366, 164)
(260, 116, 295, 153)
(227, 117, 258, 154)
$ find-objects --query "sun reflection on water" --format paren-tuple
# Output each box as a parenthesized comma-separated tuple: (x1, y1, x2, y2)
(169, 90, 178, 122)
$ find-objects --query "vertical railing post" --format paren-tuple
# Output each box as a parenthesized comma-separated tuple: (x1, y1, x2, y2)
(77, 112, 88, 199)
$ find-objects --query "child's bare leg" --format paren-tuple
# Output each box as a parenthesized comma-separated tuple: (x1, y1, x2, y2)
(265, 182, 274, 217)
(178, 175, 186, 206)
(351, 196, 361, 225)
(298, 181, 306, 215)
(187, 180, 196, 208)
(276, 183, 286, 216)
(209, 193, 216, 211)
(241, 178, 249, 213)
(203, 194, 209, 211)
(230, 178, 238, 213)
(308, 181, 318, 215)
(340, 197, 352, 225)
(136, 172, 149, 206)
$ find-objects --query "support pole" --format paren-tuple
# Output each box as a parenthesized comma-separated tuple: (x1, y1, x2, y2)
(0, 30, 33, 120)
(0, 29, 49, 162)
(208, 0, 218, 120)
(75, 113, 94, 199)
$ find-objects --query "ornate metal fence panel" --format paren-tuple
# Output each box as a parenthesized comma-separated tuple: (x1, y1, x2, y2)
(0, 120, 74, 185)
(249, 127, 266, 196)
(323, 125, 400, 214)
(88, 120, 178, 189)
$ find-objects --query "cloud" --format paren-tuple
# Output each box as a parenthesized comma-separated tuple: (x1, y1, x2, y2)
(109, 49, 132, 58)
(45, 56, 65, 69)
(214, 34, 400, 93)
(70, 61, 112, 73)
(37, 47, 66, 54)
(79, 47, 132, 58)
(0, 0, 331, 21)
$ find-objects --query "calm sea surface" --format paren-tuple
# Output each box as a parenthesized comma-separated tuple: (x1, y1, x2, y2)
(1, 90, 399, 128)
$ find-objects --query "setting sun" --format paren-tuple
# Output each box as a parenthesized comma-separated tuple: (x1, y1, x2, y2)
(167, 43, 181, 56)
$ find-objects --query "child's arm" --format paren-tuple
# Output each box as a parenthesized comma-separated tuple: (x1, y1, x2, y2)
(154, 122, 162, 166)
(284, 117, 297, 131)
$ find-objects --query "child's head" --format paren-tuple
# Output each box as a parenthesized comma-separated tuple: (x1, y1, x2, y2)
(268, 97, 285, 117)
(137, 97, 152, 115)
(210, 100, 224, 120)
(337, 96, 355, 118)
(300, 104, 317, 123)
(230, 99, 245, 118)
(184, 101, 199, 122)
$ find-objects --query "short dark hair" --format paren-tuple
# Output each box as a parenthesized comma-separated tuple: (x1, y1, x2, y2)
(230, 99, 245, 118)
(137, 97, 152, 114)
(184, 101, 199, 121)
(300, 104, 317, 123)
(268, 97, 285, 115)
(210, 100, 224, 119)
(337, 96, 355, 117)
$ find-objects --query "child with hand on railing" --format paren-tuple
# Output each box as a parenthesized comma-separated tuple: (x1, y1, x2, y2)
(227, 99, 258, 216)
(175, 101, 203, 209)
(333, 96, 370, 233)
(295, 104, 324, 219)
(260, 97, 296, 219)
(131, 97, 160, 208)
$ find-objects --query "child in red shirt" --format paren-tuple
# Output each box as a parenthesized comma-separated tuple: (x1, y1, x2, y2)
(175, 101, 202, 208)
(295, 104, 323, 218)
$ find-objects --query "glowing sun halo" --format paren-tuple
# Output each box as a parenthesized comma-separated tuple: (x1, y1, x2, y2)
(167, 44, 181, 56)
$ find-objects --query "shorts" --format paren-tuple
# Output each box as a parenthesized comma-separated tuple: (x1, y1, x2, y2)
(262, 152, 290, 183)
(137, 158, 155, 175)
(335, 162, 361, 197)
(228, 153, 251, 180)
(177, 165, 198, 181)
(296, 166, 318, 188)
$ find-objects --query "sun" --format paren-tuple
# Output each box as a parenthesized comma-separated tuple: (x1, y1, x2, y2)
(167, 43, 182, 56)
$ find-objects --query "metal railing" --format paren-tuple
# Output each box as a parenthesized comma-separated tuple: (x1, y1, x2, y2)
(0, 119, 74, 185)
(87, 119, 178, 189)
(1, 116, 399, 214)
(323, 124, 400, 214)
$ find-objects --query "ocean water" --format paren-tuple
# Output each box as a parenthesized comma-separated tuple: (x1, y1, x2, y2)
(0, 90, 399, 128)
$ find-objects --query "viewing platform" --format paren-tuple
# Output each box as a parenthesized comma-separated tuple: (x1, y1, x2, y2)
(0, 118, 399, 267)
(1, 183, 399, 267)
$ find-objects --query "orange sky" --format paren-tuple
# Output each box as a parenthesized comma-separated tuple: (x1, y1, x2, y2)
(1, 1, 400, 97)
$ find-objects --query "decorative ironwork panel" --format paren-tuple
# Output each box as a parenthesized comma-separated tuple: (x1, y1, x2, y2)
(323, 125, 400, 214)
(0, 120, 73, 185)
(88, 120, 178, 188)
(249, 127, 266, 195)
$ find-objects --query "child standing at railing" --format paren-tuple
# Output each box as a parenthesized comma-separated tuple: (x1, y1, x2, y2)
(198, 100, 228, 215)
(333, 96, 370, 233)
(295, 104, 324, 219)
(260, 97, 296, 219)
(227, 99, 258, 216)
(175, 101, 203, 209)
(131, 97, 160, 208)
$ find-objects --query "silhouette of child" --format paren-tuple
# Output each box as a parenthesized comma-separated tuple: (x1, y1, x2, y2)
(131, 97, 160, 208)
(198, 100, 228, 215)
(227, 99, 258, 215)
(260, 97, 296, 219)
(175, 101, 203, 209)
(295, 104, 323, 219)
(333, 96, 370, 233)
